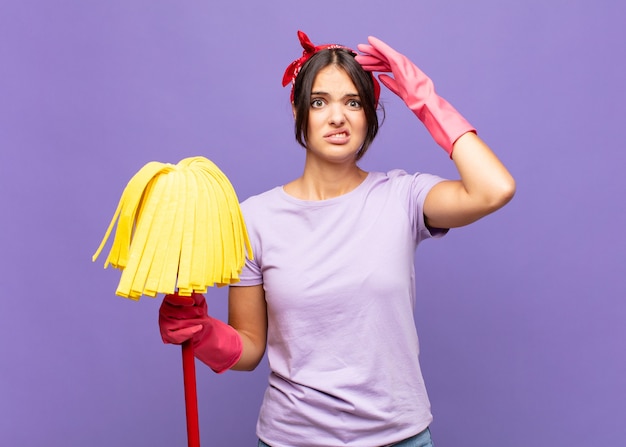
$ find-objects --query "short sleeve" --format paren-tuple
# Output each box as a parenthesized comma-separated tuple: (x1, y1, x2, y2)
(386, 169, 449, 243)
(231, 196, 264, 287)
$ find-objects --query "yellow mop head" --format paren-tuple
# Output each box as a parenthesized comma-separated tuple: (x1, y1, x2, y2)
(92, 156, 253, 300)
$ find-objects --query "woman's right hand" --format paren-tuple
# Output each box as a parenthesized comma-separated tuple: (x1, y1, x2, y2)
(158, 292, 211, 344)
(158, 292, 244, 373)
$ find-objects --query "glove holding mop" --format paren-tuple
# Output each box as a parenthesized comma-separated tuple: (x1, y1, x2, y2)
(93, 155, 252, 447)
(159, 292, 243, 374)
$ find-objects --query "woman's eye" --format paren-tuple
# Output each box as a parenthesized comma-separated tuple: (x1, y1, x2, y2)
(347, 99, 362, 108)
(311, 99, 324, 108)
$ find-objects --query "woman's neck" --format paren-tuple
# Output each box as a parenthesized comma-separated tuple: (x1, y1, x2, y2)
(284, 159, 368, 201)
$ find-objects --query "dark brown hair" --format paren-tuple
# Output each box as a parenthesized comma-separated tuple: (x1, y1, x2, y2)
(292, 48, 380, 160)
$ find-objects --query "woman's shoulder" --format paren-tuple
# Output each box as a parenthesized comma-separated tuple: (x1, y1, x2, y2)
(241, 185, 281, 203)
(367, 169, 448, 203)
(369, 169, 434, 186)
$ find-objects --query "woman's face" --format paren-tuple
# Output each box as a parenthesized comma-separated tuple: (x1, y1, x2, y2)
(301, 64, 367, 164)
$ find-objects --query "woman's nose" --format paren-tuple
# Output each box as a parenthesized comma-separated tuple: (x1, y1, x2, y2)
(328, 104, 346, 125)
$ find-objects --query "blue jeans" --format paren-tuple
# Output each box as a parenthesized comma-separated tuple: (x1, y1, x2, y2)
(258, 426, 434, 447)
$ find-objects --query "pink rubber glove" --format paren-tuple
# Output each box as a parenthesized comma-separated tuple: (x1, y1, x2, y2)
(159, 292, 243, 373)
(356, 36, 475, 157)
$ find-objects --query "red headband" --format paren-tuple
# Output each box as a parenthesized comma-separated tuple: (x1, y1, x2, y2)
(282, 30, 380, 105)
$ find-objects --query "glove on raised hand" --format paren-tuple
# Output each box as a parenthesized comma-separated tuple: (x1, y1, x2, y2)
(159, 292, 242, 373)
(356, 36, 475, 157)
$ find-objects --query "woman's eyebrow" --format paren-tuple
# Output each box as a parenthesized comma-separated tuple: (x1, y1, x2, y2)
(310, 91, 360, 98)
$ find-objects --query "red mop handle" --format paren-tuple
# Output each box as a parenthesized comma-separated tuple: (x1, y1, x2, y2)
(182, 340, 201, 447)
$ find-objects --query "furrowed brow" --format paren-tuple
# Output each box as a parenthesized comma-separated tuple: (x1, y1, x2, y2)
(310, 91, 360, 99)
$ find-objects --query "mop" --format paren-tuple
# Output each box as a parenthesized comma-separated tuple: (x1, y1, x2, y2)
(92, 155, 252, 446)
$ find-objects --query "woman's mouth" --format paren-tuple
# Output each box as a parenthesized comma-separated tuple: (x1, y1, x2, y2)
(324, 130, 350, 144)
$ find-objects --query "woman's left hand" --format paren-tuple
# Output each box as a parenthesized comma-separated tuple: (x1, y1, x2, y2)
(356, 36, 475, 157)
(357, 37, 515, 228)
(356, 36, 431, 108)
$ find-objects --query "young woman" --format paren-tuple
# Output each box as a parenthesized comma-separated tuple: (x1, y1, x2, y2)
(159, 31, 515, 447)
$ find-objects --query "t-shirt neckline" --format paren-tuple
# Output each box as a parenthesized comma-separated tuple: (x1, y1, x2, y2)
(278, 172, 374, 207)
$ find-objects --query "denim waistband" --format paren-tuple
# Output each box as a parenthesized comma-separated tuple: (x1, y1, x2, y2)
(258, 426, 433, 447)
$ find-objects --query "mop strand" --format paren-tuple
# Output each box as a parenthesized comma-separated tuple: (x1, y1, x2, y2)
(92, 156, 253, 300)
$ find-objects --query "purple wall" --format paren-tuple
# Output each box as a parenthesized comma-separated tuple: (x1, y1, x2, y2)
(1, 1, 624, 445)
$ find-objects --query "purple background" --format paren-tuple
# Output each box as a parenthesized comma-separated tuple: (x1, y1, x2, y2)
(1, 1, 624, 446)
